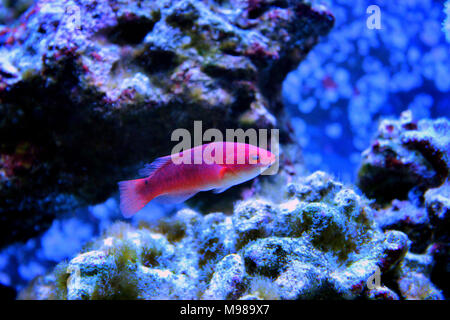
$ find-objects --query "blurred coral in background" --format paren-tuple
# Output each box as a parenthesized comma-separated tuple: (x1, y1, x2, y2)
(283, 0, 450, 181)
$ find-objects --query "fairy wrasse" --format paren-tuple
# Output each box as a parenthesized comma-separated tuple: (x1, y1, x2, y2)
(118, 142, 276, 217)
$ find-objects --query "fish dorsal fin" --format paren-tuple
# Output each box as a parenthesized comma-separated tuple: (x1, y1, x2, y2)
(138, 156, 171, 177)
(153, 191, 198, 204)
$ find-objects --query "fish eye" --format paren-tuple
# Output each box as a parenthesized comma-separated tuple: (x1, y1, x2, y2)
(251, 155, 260, 161)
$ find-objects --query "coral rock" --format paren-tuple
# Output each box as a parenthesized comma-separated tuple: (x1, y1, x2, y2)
(0, 0, 334, 247)
(21, 172, 423, 300)
(357, 111, 450, 204)
(203, 254, 246, 300)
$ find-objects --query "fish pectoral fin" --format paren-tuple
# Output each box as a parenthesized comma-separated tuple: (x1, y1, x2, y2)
(219, 167, 227, 179)
(153, 191, 198, 204)
(213, 186, 232, 194)
(219, 166, 235, 179)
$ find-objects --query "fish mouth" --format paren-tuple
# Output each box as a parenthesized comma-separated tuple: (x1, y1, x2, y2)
(259, 165, 271, 174)
(258, 155, 277, 174)
(259, 154, 276, 167)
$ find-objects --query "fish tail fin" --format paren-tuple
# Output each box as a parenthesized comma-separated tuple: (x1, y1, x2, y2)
(118, 179, 153, 218)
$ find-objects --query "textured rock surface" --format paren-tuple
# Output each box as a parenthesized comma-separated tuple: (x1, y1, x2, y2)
(0, 0, 334, 247)
(357, 110, 450, 204)
(374, 200, 431, 253)
(424, 182, 450, 297)
(425, 182, 450, 243)
(20, 171, 435, 300)
(395, 251, 444, 300)
(359, 112, 449, 298)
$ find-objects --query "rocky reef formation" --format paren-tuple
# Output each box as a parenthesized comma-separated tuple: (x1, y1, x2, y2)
(370, 182, 450, 299)
(357, 111, 449, 298)
(22, 171, 444, 300)
(357, 110, 449, 204)
(0, 0, 334, 247)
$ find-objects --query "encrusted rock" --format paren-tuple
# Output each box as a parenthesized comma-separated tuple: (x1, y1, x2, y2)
(203, 254, 246, 300)
(374, 200, 431, 253)
(0, 0, 335, 246)
(365, 286, 399, 300)
(359, 112, 449, 298)
(21, 171, 435, 300)
(394, 250, 444, 300)
(425, 182, 450, 241)
(357, 111, 450, 204)
(397, 272, 443, 300)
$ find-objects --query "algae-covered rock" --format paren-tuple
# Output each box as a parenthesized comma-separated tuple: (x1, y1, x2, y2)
(21, 171, 436, 300)
(374, 200, 431, 253)
(358, 112, 450, 298)
(203, 254, 246, 300)
(424, 182, 450, 298)
(395, 251, 444, 300)
(425, 182, 450, 241)
(357, 111, 450, 204)
(0, 0, 335, 247)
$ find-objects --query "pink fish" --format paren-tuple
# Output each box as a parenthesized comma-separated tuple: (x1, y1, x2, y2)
(118, 142, 276, 217)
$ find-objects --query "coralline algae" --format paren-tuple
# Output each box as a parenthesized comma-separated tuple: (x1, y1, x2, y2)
(357, 110, 450, 204)
(358, 112, 449, 298)
(21, 171, 428, 300)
